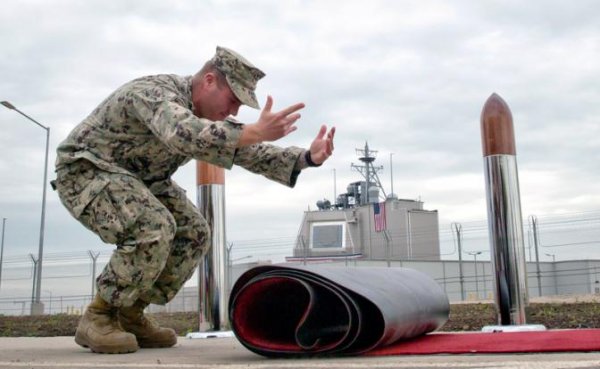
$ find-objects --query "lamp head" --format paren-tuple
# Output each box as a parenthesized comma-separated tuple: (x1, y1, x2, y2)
(1, 101, 16, 110)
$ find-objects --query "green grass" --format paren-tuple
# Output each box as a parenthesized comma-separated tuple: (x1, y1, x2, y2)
(1, 303, 599, 337)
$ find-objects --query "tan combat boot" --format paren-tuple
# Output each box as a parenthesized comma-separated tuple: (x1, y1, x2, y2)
(75, 294, 139, 354)
(118, 300, 177, 348)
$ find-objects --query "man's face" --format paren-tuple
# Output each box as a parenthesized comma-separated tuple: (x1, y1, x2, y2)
(193, 73, 242, 121)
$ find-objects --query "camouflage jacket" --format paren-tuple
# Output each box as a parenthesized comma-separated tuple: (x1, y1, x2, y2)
(55, 74, 306, 187)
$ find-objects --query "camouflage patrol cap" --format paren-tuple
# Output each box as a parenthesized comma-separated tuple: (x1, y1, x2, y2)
(211, 46, 265, 109)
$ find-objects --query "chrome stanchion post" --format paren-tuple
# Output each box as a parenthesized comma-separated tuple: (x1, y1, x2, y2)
(480, 93, 542, 331)
(188, 161, 232, 338)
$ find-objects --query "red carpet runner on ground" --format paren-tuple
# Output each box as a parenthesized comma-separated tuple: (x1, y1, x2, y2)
(368, 329, 600, 355)
(229, 265, 600, 357)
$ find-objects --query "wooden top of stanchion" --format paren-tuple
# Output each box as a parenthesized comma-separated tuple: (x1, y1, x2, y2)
(196, 161, 225, 185)
(480, 93, 516, 156)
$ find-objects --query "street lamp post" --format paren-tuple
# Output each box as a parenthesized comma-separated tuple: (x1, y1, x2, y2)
(467, 251, 483, 300)
(2, 101, 50, 315)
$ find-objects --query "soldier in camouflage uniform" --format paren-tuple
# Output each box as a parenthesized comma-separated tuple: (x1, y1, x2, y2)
(52, 46, 335, 354)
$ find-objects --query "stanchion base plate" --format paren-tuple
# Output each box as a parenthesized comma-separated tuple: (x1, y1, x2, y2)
(482, 324, 547, 332)
(185, 330, 234, 339)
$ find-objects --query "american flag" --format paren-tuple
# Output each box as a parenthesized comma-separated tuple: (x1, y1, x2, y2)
(373, 201, 386, 232)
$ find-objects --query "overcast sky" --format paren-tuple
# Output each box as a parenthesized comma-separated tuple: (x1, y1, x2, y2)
(1, 0, 599, 269)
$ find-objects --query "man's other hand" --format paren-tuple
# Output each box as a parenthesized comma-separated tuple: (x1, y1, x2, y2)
(309, 125, 335, 165)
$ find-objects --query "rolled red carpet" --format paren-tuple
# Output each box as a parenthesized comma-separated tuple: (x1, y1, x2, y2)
(229, 265, 449, 357)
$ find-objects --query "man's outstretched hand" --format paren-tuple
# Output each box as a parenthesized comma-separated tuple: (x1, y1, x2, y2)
(238, 96, 305, 147)
(237, 97, 335, 165)
(309, 125, 336, 165)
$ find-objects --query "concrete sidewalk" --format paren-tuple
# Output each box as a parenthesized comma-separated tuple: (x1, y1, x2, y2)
(0, 336, 600, 369)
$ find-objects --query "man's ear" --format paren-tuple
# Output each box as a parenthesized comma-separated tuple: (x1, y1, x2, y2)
(204, 72, 217, 86)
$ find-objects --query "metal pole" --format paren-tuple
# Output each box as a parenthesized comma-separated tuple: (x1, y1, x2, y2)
(0, 218, 6, 292)
(1, 101, 49, 315)
(384, 229, 391, 267)
(44, 290, 52, 314)
(482, 262, 488, 299)
(302, 235, 307, 265)
(226, 243, 233, 296)
(14, 301, 26, 316)
(406, 210, 412, 260)
(196, 261, 201, 313)
(530, 215, 543, 297)
(453, 223, 465, 301)
(333, 168, 336, 204)
(390, 153, 394, 196)
(468, 251, 482, 299)
(182, 283, 186, 312)
(197, 161, 228, 331)
(481, 93, 528, 325)
(475, 253, 479, 299)
(29, 254, 38, 314)
(526, 227, 533, 262)
(363, 142, 370, 205)
(545, 253, 558, 295)
(442, 261, 447, 293)
(37, 126, 49, 309)
(88, 251, 100, 298)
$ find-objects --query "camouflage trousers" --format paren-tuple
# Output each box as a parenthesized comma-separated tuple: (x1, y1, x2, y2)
(54, 160, 210, 307)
